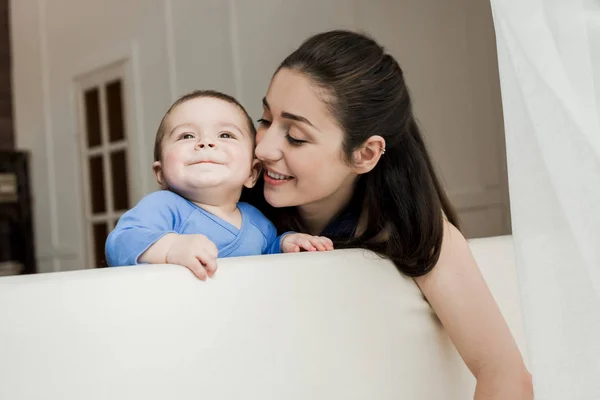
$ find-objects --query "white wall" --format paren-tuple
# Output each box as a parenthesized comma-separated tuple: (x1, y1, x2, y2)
(10, 0, 509, 272)
(357, 0, 511, 239)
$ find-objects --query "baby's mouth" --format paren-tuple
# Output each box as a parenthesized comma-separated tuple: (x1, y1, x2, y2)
(189, 160, 221, 165)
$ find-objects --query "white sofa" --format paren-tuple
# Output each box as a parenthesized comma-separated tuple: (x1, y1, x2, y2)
(0, 235, 526, 400)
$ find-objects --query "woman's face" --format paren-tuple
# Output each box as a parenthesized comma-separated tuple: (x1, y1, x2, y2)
(255, 68, 358, 213)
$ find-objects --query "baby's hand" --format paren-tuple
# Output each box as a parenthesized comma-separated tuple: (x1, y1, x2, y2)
(166, 234, 218, 280)
(281, 233, 334, 253)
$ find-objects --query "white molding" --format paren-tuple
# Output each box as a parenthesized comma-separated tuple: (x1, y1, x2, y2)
(164, 0, 178, 102)
(73, 78, 91, 267)
(90, 211, 125, 224)
(70, 42, 133, 82)
(37, 0, 60, 272)
(228, 0, 243, 101)
(98, 81, 115, 236)
(71, 65, 126, 269)
(129, 41, 149, 198)
(37, 249, 80, 262)
(73, 62, 141, 267)
(68, 41, 148, 268)
(87, 141, 128, 157)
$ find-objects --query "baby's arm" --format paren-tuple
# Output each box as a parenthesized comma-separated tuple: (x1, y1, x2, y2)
(105, 191, 217, 279)
(247, 204, 333, 254)
(140, 233, 218, 280)
(105, 191, 178, 267)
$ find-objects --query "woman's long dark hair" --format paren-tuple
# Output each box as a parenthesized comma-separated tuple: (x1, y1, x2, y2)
(243, 30, 460, 277)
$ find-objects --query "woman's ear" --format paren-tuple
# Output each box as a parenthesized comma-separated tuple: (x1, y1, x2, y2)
(352, 135, 386, 174)
(153, 161, 168, 189)
(244, 159, 262, 189)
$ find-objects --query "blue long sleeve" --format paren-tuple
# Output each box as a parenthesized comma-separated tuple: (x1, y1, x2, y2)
(106, 191, 288, 266)
(105, 191, 184, 266)
(265, 229, 293, 255)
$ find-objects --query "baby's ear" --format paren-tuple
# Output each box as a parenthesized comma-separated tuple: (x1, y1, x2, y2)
(152, 161, 168, 189)
(243, 159, 262, 189)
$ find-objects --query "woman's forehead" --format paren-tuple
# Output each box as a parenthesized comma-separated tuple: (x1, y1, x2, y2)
(267, 69, 332, 118)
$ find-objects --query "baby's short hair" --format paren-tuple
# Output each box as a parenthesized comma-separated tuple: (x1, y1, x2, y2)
(154, 90, 256, 162)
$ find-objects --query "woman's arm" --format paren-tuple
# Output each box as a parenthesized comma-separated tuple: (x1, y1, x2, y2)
(415, 221, 533, 400)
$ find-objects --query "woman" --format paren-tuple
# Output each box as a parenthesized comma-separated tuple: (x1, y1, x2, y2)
(246, 30, 533, 399)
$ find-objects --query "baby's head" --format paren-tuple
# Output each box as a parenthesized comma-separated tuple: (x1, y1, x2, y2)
(153, 90, 260, 205)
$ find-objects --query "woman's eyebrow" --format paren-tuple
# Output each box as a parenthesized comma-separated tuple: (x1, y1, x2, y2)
(262, 97, 270, 110)
(262, 97, 319, 131)
(281, 112, 318, 130)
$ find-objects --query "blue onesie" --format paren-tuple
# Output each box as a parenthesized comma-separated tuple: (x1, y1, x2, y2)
(105, 190, 284, 267)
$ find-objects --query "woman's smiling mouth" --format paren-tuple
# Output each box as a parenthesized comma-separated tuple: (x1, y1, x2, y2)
(264, 168, 294, 185)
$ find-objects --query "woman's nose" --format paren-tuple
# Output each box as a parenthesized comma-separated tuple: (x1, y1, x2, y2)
(255, 128, 282, 161)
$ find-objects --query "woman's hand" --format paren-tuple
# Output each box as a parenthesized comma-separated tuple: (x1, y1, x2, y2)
(281, 233, 334, 253)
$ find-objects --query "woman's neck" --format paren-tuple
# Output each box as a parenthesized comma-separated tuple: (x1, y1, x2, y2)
(297, 178, 358, 235)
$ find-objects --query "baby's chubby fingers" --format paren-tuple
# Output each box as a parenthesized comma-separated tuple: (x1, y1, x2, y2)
(185, 257, 209, 281)
(306, 235, 334, 252)
(292, 236, 316, 251)
(280, 233, 334, 253)
(318, 236, 334, 251)
(191, 234, 218, 258)
(306, 236, 325, 251)
(196, 251, 218, 278)
(281, 233, 313, 253)
(282, 243, 301, 253)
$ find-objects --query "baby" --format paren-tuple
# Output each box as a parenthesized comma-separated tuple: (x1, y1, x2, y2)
(105, 90, 332, 279)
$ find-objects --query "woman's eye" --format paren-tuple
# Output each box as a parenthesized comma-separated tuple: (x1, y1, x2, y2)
(257, 118, 272, 128)
(219, 132, 234, 139)
(181, 133, 195, 140)
(285, 134, 307, 146)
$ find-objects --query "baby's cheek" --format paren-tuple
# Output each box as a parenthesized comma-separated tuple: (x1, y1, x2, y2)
(231, 150, 254, 174)
(162, 151, 184, 168)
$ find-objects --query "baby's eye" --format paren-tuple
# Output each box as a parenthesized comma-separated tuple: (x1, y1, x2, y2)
(219, 132, 234, 139)
(181, 133, 195, 140)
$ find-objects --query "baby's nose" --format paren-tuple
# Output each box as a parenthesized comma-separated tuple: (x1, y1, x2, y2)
(196, 138, 216, 149)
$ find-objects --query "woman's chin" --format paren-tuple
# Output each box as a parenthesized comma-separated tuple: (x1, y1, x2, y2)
(264, 191, 297, 208)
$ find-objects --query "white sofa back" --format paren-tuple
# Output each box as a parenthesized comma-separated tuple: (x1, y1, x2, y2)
(0, 235, 525, 399)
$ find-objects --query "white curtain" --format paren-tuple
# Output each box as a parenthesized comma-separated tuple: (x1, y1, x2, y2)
(489, 0, 600, 398)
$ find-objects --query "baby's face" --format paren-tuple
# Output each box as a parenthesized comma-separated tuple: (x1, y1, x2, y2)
(155, 97, 256, 201)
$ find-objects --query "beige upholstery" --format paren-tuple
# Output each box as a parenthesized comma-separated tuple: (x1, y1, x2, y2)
(0, 235, 524, 399)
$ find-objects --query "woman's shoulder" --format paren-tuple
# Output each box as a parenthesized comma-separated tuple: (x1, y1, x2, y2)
(415, 219, 473, 286)
(437, 220, 470, 267)
(442, 219, 468, 249)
